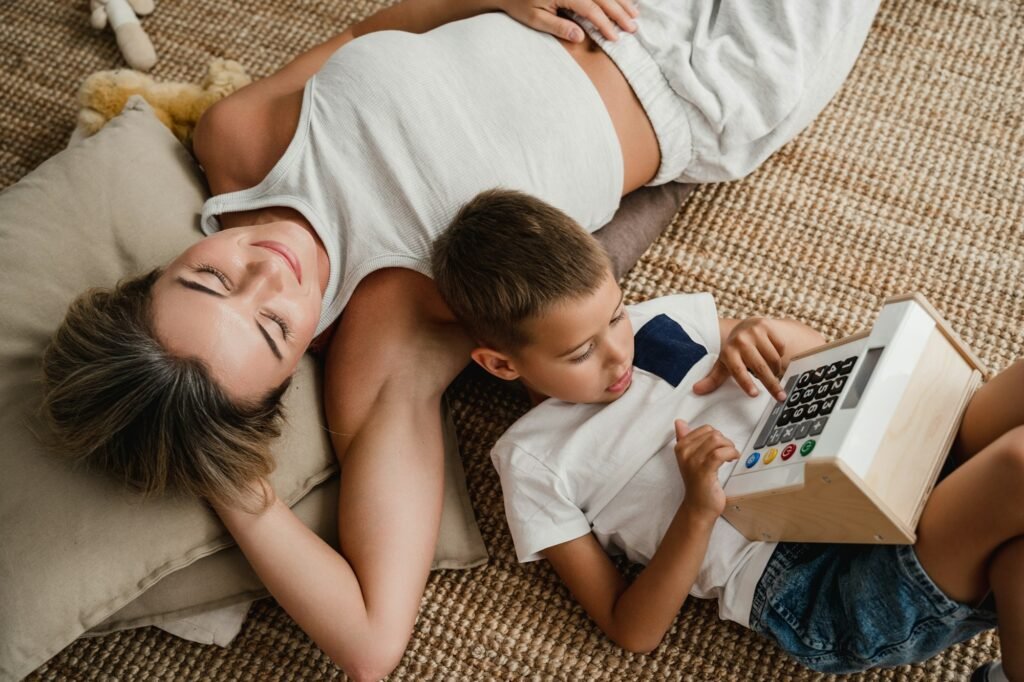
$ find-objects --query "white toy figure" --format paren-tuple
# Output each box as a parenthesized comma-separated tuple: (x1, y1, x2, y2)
(89, 0, 157, 71)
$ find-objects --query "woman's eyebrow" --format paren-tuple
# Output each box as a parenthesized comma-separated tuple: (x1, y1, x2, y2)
(255, 322, 283, 361)
(175, 276, 225, 298)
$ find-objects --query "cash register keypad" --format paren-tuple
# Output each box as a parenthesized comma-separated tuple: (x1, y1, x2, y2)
(751, 356, 858, 453)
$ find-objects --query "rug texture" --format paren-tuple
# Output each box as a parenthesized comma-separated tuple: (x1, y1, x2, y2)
(6, 0, 1022, 679)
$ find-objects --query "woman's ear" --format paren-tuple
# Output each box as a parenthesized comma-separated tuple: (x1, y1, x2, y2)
(470, 347, 521, 381)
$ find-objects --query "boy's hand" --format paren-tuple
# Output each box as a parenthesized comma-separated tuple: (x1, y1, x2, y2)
(673, 420, 738, 520)
(694, 317, 787, 401)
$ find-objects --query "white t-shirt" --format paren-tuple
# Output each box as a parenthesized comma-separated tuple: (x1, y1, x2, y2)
(491, 293, 777, 628)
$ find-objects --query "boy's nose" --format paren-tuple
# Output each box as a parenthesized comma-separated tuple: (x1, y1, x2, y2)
(606, 338, 629, 367)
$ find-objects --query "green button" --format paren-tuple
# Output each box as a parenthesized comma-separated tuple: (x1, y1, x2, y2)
(800, 439, 816, 456)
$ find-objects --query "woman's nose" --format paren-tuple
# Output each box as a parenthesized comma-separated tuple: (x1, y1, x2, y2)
(245, 255, 287, 293)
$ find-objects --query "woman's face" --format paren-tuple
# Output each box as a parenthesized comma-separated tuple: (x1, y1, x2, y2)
(151, 222, 324, 401)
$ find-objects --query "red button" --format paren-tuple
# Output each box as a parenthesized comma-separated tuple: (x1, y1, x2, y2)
(781, 443, 797, 460)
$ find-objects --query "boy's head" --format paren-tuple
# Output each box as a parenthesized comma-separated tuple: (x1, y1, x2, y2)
(432, 189, 635, 404)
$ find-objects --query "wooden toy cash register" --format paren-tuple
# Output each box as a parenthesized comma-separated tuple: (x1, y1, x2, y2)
(722, 293, 988, 544)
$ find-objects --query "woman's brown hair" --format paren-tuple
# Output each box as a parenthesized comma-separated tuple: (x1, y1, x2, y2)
(40, 269, 290, 511)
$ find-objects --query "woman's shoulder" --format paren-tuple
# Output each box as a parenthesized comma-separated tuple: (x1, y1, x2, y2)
(193, 86, 306, 196)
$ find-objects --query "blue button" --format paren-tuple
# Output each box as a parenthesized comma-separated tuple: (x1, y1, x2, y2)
(745, 452, 760, 468)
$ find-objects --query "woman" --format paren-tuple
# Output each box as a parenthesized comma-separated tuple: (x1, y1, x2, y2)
(41, 0, 879, 678)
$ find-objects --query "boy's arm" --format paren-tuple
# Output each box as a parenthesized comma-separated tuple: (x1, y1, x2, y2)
(543, 504, 717, 654)
(542, 421, 738, 654)
(695, 318, 827, 401)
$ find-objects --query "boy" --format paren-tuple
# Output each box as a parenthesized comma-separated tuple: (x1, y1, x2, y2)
(432, 189, 1022, 680)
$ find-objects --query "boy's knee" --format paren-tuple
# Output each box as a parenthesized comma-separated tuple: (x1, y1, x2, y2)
(992, 426, 1024, 476)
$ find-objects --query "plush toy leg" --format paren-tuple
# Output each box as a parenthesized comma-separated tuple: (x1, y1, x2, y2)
(115, 22, 157, 71)
(76, 69, 157, 136)
(126, 0, 155, 16)
(201, 59, 253, 97)
(103, 0, 157, 71)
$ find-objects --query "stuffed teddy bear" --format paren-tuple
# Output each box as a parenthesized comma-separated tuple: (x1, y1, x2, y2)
(90, 0, 158, 71)
(75, 58, 252, 146)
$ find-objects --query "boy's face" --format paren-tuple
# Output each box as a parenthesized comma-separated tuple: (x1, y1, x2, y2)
(474, 273, 635, 404)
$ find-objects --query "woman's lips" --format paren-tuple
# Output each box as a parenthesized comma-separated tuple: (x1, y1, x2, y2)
(254, 240, 302, 284)
(608, 366, 633, 393)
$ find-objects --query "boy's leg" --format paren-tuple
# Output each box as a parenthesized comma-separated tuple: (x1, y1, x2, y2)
(955, 359, 1024, 462)
(990, 537, 1024, 680)
(915, 427, 1024, 678)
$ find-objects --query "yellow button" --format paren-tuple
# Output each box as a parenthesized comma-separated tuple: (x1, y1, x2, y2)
(763, 448, 778, 464)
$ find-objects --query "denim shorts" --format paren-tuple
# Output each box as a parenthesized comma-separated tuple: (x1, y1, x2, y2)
(749, 542, 998, 673)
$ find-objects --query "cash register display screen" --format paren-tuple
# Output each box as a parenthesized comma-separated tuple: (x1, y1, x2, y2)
(842, 346, 884, 409)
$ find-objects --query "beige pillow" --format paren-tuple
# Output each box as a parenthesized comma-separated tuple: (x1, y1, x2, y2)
(0, 97, 485, 681)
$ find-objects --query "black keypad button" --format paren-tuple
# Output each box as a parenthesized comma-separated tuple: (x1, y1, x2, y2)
(809, 416, 828, 435)
(819, 396, 837, 415)
(829, 376, 847, 396)
(824, 362, 840, 381)
(754, 401, 785, 448)
(810, 367, 827, 384)
(815, 384, 831, 400)
(779, 408, 795, 427)
(792, 405, 807, 422)
(796, 371, 811, 389)
(805, 401, 820, 419)
(839, 356, 857, 375)
(796, 388, 814, 404)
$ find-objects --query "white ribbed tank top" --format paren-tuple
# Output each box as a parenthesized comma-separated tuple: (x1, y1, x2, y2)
(200, 13, 623, 336)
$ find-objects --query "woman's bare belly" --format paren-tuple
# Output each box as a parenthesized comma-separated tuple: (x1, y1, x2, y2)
(561, 35, 661, 194)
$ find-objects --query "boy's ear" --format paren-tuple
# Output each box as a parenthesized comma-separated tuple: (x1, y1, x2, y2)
(470, 347, 521, 381)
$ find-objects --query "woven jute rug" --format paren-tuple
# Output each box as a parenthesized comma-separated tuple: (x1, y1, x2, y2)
(6, 0, 1022, 679)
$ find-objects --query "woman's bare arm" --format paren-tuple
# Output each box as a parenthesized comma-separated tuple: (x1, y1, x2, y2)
(237, 0, 638, 99)
(216, 270, 473, 681)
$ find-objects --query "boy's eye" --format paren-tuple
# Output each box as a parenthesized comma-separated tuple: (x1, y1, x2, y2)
(611, 310, 626, 325)
(570, 345, 595, 364)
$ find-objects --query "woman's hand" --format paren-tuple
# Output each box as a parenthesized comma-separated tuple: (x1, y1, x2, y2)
(497, 0, 638, 43)
(673, 420, 738, 521)
(694, 317, 788, 401)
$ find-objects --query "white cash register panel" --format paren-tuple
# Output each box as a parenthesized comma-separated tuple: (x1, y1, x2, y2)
(722, 293, 986, 544)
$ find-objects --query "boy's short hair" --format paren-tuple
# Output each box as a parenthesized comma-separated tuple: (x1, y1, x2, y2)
(432, 188, 612, 349)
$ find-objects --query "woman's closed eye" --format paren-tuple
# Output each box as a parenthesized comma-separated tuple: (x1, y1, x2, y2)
(263, 311, 293, 340)
(194, 263, 231, 290)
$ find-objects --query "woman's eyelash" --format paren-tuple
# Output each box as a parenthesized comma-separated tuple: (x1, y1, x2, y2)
(265, 311, 293, 340)
(195, 263, 230, 288)
(611, 311, 626, 324)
